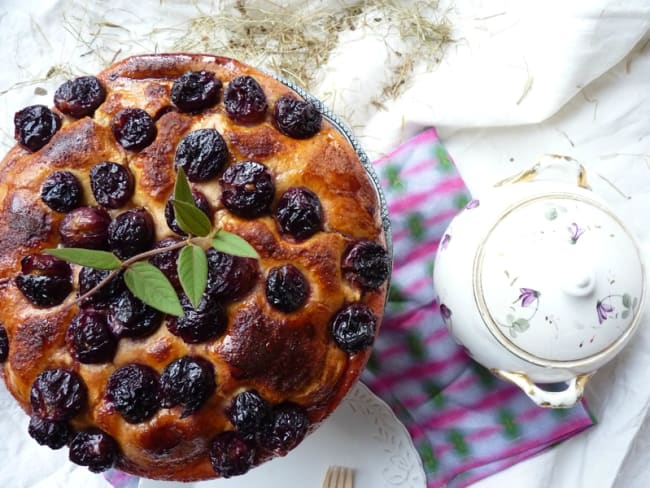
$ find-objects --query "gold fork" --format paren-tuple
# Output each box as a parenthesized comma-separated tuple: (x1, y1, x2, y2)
(322, 466, 354, 488)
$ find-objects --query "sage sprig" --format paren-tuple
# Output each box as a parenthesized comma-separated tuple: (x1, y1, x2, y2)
(45, 168, 259, 316)
(178, 244, 208, 309)
(172, 200, 212, 237)
(212, 229, 259, 258)
(46, 248, 121, 270)
(124, 262, 184, 316)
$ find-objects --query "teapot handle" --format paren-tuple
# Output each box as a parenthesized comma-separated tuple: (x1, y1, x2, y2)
(492, 369, 592, 408)
(495, 154, 590, 190)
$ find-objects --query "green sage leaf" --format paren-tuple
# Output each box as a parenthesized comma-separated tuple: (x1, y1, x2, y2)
(45, 248, 121, 270)
(172, 199, 212, 237)
(174, 166, 194, 206)
(212, 230, 259, 258)
(178, 244, 208, 309)
(124, 261, 183, 316)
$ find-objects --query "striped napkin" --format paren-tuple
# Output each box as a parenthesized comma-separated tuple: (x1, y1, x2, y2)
(361, 128, 595, 487)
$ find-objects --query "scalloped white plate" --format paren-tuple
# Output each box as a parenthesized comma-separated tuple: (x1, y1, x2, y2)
(138, 383, 425, 488)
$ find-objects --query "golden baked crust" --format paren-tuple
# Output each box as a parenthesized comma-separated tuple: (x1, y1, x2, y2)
(0, 54, 388, 480)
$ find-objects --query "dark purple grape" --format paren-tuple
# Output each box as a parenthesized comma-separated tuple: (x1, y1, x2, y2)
(110, 108, 156, 151)
(30, 369, 86, 421)
(226, 390, 270, 438)
(258, 403, 309, 455)
(265, 264, 309, 313)
(15, 254, 72, 307)
(206, 249, 257, 300)
(330, 303, 376, 353)
(149, 237, 182, 289)
(15, 276, 71, 308)
(28, 416, 71, 449)
(219, 161, 274, 218)
(274, 96, 321, 139)
(107, 290, 162, 339)
(159, 356, 215, 418)
(69, 428, 118, 473)
(108, 208, 154, 259)
(90, 162, 134, 209)
(167, 293, 226, 344)
(342, 241, 390, 290)
(54, 76, 106, 118)
(209, 431, 255, 478)
(224, 76, 268, 124)
(0, 323, 8, 362)
(19, 254, 70, 276)
(40, 171, 82, 213)
(174, 129, 228, 182)
(59, 206, 111, 250)
(171, 70, 222, 113)
(164, 190, 211, 236)
(67, 309, 117, 364)
(78, 267, 125, 309)
(106, 364, 160, 424)
(276, 187, 323, 240)
(14, 105, 62, 152)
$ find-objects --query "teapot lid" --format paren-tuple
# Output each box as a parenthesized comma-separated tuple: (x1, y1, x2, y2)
(474, 191, 645, 365)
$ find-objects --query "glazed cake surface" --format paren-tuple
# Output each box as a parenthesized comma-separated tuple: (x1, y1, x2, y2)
(0, 54, 389, 480)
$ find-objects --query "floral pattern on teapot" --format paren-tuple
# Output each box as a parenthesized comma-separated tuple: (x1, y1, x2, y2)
(568, 222, 585, 244)
(498, 288, 541, 339)
(474, 193, 644, 362)
(494, 284, 639, 340)
(596, 293, 639, 325)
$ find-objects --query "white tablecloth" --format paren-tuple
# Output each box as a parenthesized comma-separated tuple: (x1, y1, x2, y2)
(0, 1, 648, 487)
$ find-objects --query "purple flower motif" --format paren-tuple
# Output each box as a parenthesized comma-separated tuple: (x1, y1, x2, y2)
(568, 222, 585, 244)
(596, 300, 614, 324)
(440, 303, 452, 321)
(440, 233, 451, 250)
(439, 303, 453, 331)
(517, 288, 540, 307)
(465, 199, 480, 209)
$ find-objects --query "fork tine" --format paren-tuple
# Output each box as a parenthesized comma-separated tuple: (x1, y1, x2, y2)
(322, 466, 333, 488)
(323, 466, 355, 488)
(342, 467, 354, 488)
(333, 466, 342, 488)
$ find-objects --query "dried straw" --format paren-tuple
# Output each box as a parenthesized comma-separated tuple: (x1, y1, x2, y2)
(173, 0, 451, 103)
(1, 1, 452, 119)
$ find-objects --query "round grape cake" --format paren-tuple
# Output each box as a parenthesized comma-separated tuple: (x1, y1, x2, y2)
(0, 54, 390, 480)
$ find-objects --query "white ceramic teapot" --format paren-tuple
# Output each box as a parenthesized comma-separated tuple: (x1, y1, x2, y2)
(433, 155, 646, 408)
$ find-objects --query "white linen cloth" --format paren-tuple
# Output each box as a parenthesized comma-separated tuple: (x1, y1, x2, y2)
(0, 1, 648, 487)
